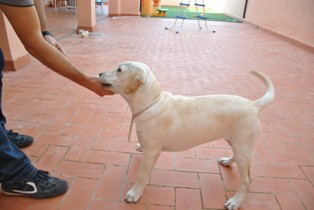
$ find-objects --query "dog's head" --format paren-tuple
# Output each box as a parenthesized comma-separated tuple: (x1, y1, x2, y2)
(99, 62, 152, 96)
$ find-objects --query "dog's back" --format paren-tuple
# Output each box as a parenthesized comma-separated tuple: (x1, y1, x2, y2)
(145, 71, 275, 151)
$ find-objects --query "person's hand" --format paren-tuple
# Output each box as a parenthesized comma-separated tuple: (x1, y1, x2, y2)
(87, 75, 115, 96)
(43, 35, 66, 55)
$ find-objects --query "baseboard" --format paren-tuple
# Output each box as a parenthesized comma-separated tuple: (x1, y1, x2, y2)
(77, 25, 96, 32)
(4, 54, 31, 71)
(238, 18, 314, 53)
(108, 13, 139, 17)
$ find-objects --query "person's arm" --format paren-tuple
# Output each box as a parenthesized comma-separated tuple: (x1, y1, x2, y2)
(33, 0, 49, 31)
(0, 4, 113, 96)
(33, 0, 66, 54)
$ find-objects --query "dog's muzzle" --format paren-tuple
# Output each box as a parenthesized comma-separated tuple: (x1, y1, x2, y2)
(99, 73, 112, 88)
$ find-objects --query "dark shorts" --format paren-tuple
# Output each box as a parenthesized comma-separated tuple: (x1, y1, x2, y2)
(0, 0, 34, 7)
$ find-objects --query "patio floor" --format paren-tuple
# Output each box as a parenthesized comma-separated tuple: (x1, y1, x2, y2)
(1, 6, 314, 210)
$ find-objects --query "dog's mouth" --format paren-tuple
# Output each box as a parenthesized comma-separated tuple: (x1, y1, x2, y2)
(99, 72, 112, 89)
(101, 83, 112, 88)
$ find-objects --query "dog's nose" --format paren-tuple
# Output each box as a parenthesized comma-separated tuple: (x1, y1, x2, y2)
(99, 73, 103, 77)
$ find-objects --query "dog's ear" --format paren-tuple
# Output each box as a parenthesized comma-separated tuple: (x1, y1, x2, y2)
(124, 70, 146, 95)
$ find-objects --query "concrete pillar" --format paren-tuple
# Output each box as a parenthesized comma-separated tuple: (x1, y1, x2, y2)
(0, 12, 31, 71)
(77, 0, 96, 32)
(109, 0, 141, 17)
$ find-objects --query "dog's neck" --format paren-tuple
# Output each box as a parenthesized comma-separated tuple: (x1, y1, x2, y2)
(125, 87, 161, 116)
(133, 93, 162, 119)
(127, 91, 162, 142)
(125, 73, 162, 116)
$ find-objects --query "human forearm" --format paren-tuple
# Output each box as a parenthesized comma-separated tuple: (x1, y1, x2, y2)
(33, 0, 66, 54)
(33, 0, 50, 32)
(1, 4, 83, 85)
(0, 4, 113, 96)
(25, 37, 106, 95)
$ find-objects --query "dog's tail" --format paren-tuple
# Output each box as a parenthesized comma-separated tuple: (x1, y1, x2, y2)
(251, 71, 275, 112)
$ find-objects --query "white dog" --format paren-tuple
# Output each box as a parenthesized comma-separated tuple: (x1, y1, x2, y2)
(99, 62, 274, 210)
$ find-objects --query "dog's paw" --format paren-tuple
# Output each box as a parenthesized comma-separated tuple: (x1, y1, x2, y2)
(218, 157, 234, 167)
(224, 192, 245, 210)
(125, 189, 142, 203)
(135, 143, 142, 152)
(224, 197, 241, 210)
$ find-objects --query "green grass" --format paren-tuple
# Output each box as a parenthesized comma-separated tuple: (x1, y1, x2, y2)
(153, 6, 241, 23)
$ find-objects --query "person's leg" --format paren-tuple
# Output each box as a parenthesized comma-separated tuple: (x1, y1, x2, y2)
(0, 126, 37, 186)
(0, 50, 36, 187)
(0, 31, 68, 202)
(0, 49, 33, 148)
(0, 126, 68, 198)
(0, 48, 7, 131)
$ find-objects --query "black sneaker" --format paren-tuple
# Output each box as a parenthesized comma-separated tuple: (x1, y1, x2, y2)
(1, 170, 69, 199)
(6, 130, 34, 148)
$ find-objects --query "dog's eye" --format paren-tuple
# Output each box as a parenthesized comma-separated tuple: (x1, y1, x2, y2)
(117, 68, 122, 72)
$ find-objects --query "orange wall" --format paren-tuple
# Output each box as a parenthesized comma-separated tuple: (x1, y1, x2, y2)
(109, 0, 140, 16)
(223, 0, 314, 48)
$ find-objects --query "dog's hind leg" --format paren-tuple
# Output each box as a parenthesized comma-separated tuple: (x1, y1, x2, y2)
(218, 139, 234, 167)
(135, 143, 142, 152)
(218, 156, 234, 167)
(224, 141, 254, 210)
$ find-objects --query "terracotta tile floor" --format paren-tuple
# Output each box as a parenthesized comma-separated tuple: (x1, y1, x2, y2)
(1, 8, 314, 210)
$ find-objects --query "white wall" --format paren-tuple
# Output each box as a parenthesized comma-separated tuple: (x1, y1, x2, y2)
(221, 0, 246, 18)
(161, 0, 225, 11)
(161, 0, 180, 6)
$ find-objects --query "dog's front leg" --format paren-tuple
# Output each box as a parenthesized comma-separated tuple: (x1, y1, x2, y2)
(125, 150, 161, 203)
